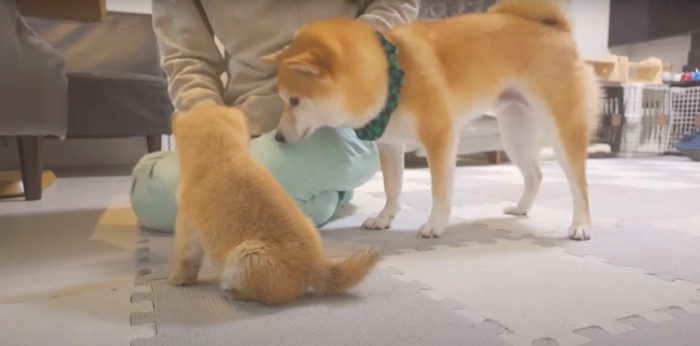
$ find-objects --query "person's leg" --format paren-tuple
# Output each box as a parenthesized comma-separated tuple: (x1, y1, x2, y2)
(299, 191, 341, 227)
(250, 126, 379, 225)
(130, 126, 379, 231)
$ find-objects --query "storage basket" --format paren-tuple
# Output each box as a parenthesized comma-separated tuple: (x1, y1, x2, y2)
(618, 83, 672, 156)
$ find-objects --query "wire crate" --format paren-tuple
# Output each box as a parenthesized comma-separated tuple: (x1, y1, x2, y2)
(669, 86, 700, 152)
(593, 82, 626, 154)
(617, 83, 672, 156)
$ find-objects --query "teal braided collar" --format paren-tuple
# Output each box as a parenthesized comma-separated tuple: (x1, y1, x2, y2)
(354, 32, 404, 141)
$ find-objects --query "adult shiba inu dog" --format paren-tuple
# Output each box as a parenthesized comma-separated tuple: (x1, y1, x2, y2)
(261, 0, 602, 240)
(170, 104, 380, 305)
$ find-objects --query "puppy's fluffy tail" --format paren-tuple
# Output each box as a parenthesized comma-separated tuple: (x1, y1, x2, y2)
(309, 247, 381, 295)
(489, 0, 572, 33)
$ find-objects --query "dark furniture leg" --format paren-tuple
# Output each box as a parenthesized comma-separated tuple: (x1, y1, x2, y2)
(146, 135, 161, 153)
(486, 151, 502, 165)
(17, 136, 43, 201)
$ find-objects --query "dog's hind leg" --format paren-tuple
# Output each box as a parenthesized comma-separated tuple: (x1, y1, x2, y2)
(496, 103, 543, 216)
(362, 143, 405, 230)
(522, 59, 601, 241)
(538, 85, 595, 241)
(549, 120, 592, 241)
(541, 67, 599, 241)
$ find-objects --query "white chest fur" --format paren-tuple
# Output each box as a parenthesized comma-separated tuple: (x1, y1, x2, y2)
(376, 109, 420, 146)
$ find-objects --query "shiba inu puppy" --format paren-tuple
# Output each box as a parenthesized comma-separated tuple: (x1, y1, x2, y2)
(169, 104, 380, 305)
(262, 0, 601, 240)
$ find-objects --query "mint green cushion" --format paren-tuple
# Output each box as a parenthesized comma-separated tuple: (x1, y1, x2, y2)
(129, 126, 378, 232)
(130, 151, 180, 232)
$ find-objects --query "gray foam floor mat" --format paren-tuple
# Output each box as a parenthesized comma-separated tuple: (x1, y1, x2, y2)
(131, 268, 511, 346)
(135, 222, 432, 285)
(320, 211, 517, 255)
(573, 307, 700, 346)
(132, 157, 700, 346)
(534, 224, 700, 284)
(135, 230, 193, 285)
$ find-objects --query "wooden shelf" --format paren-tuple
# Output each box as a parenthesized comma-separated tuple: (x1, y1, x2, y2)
(17, 0, 106, 22)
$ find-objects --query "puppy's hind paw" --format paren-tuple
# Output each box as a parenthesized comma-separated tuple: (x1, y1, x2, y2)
(504, 206, 528, 216)
(168, 273, 186, 286)
(168, 272, 196, 286)
(224, 287, 256, 303)
(568, 224, 591, 241)
(361, 216, 392, 230)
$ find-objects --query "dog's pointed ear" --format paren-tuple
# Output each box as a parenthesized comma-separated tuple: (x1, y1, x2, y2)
(283, 52, 324, 78)
(261, 45, 290, 64)
(286, 62, 321, 77)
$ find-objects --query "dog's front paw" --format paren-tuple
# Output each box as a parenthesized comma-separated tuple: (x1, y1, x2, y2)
(361, 216, 392, 230)
(416, 222, 445, 239)
(504, 206, 528, 216)
(568, 224, 591, 241)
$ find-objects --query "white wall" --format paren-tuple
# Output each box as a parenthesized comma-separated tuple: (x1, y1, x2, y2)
(614, 36, 692, 73)
(105, 0, 151, 14)
(2, 0, 693, 170)
(569, 0, 612, 60)
(568, 0, 691, 73)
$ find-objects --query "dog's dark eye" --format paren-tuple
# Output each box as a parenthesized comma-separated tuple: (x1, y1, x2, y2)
(289, 97, 300, 106)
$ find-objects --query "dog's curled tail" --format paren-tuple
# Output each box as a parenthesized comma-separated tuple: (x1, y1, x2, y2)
(310, 247, 381, 295)
(489, 0, 571, 32)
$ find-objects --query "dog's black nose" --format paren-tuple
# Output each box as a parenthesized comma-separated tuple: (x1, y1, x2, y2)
(274, 132, 286, 143)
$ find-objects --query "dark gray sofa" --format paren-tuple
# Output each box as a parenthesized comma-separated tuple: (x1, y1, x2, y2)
(1, 9, 173, 200)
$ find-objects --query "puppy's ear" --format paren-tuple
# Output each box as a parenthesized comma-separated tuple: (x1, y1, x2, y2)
(283, 52, 324, 78)
(261, 45, 290, 64)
